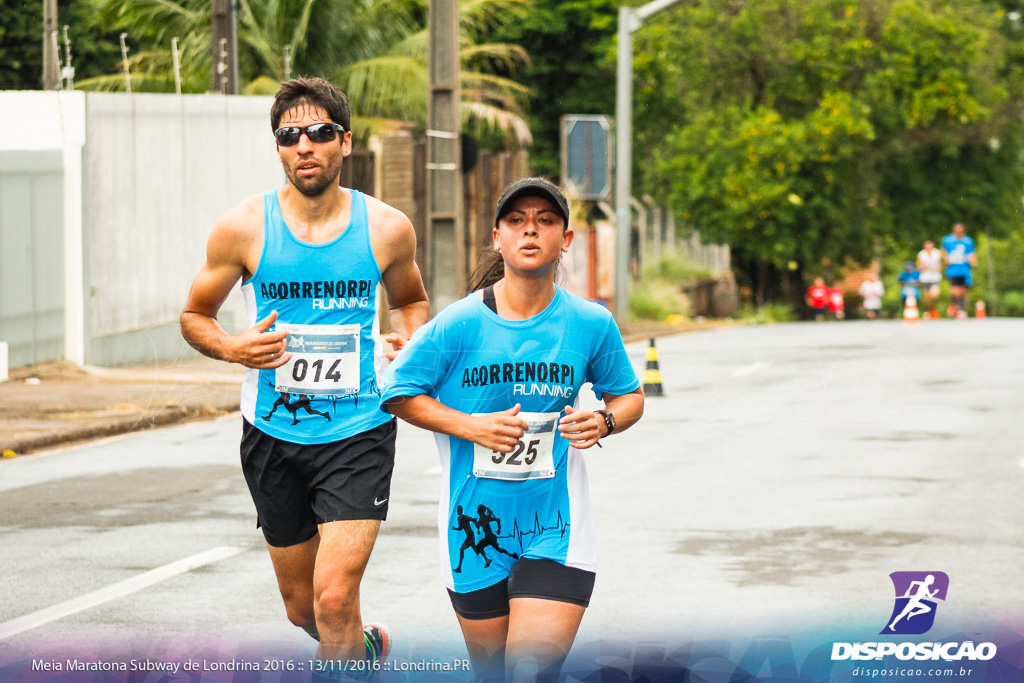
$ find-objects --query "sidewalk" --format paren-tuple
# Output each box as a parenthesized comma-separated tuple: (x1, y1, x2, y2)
(0, 356, 245, 457)
(0, 319, 728, 457)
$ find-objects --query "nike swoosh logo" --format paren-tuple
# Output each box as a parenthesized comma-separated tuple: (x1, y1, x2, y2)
(374, 497, 388, 506)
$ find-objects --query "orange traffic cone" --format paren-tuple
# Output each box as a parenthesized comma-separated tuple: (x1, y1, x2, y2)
(903, 293, 920, 325)
(975, 300, 986, 319)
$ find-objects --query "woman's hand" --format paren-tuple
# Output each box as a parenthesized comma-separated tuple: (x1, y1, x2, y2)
(464, 404, 528, 452)
(557, 406, 604, 449)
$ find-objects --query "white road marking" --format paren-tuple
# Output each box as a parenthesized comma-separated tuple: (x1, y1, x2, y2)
(729, 362, 769, 378)
(0, 546, 246, 641)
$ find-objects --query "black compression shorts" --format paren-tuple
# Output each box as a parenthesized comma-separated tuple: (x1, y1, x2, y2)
(447, 558, 596, 620)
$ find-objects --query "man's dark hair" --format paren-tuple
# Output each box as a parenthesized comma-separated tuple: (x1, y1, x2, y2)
(271, 77, 351, 132)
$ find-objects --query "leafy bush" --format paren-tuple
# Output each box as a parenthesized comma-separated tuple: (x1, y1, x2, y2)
(739, 303, 797, 324)
(630, 255, 707, 321)
(645, 257, 712, 282)
(996, 291, 1024, 317)
(630, 279, 689, 321)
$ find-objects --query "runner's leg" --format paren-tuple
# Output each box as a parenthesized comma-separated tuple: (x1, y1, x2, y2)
(506, 598, 585, 681)
(456, 613, 509, 681)
(313, 519, 382, 661)
(266, 534, 320, 636)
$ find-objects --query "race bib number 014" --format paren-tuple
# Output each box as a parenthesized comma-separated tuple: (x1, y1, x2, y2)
(472, 411, 558, 481)
(274, 323, 360, 396)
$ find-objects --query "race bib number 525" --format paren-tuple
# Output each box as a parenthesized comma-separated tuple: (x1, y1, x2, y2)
(472, 411, 558, 480)
(274, 323, 360, 396)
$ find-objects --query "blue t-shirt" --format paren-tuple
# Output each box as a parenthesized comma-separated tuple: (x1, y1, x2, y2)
(941, 234, 975, 278)
(899, 270, 920, 298)
(380, 286, 639, 592)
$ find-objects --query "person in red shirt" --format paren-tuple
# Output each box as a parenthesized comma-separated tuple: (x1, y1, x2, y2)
(805, 277, 828, 321)
(827, 285, 845, 320)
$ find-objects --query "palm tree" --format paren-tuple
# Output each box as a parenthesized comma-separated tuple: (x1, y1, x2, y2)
(334, 0, 533, 145)
(78, 0, 532, 146)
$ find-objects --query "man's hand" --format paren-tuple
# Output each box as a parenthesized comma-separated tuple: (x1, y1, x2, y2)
(228, 310, 292, 369)
(384, 332, 408, 361)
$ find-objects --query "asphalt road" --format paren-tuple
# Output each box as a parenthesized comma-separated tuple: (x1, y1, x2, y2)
(2, 319, 1022, 675)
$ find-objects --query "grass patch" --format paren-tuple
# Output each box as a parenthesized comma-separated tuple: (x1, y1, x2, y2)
(739, 303, 797, 324)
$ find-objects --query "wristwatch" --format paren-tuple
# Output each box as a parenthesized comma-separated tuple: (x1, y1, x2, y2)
(595, 409, 616, 436)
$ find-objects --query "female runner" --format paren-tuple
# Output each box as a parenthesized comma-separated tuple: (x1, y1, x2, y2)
(381, 177, 644, 680)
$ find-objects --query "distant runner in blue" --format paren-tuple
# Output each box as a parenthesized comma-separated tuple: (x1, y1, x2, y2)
(898, 261, 920, 306)
(941, 222, 976, 319)
(381, 178, 645, 682)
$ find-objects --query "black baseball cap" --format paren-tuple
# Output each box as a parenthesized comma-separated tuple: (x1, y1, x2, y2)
(494, 177, 570, 229)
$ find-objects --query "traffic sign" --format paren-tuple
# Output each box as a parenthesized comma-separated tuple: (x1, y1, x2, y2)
(561, 115, 612, 200)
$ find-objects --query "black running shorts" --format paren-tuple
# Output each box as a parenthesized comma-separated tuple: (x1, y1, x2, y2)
(948, 275, 970, 287)
(447, 558, 596, 620)
(240, 418, 397, 547)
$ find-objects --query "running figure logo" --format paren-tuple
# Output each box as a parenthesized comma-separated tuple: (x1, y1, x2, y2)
(451, 504, 519, 573)
(262, 390, 332, 424)
(881, 571, 949, 635)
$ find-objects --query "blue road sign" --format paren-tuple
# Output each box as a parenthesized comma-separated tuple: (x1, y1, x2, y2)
(561, 116, 612, 200)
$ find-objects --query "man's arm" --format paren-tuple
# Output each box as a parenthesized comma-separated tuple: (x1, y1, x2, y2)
(180, 201, 291, 369)
(369, 201, 430, 358)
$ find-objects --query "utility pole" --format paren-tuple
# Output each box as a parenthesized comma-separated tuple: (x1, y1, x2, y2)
(211, 0, 239, 93)
(986, 223, 996, 315)
(426, 0, 464, 311)
(614, 0, 685, 320)
(42, 0, 60, 89)
(61, 26, 75, 89)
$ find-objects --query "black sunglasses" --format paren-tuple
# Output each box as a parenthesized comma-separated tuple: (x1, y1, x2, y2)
(274, 122, 346, 146)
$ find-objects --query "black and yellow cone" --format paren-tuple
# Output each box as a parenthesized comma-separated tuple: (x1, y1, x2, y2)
(643, 338, 664, 397)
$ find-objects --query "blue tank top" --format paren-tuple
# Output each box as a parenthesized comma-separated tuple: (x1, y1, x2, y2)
(240, 189, 390, 444)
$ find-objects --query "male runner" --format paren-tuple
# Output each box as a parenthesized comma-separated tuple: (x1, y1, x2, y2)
(180, 78, 429, 677)
(941, 223, 976, 319)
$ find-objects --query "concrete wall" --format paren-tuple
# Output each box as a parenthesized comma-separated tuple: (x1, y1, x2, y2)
(83, 93, 281, 366)
(0, 150, 65, 367)
(0, 90, 283, 368)
(0, 91, 85, 367)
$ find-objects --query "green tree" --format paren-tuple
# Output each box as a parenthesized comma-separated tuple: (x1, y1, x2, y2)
(489, 0, 620, 174)
(632, 0, 1024, 302)
(0, 0, 121, 89)
(75, 0, 533, 144)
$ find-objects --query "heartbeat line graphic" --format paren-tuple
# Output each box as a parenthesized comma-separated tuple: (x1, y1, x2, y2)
(501, 511, 570, 552)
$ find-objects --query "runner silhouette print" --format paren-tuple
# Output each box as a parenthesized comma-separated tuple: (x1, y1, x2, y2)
(881, 571, 949, 635)
(472, 505, 520, 568)
(452, 505, 484, 573)
(261, 389, 332, 424)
